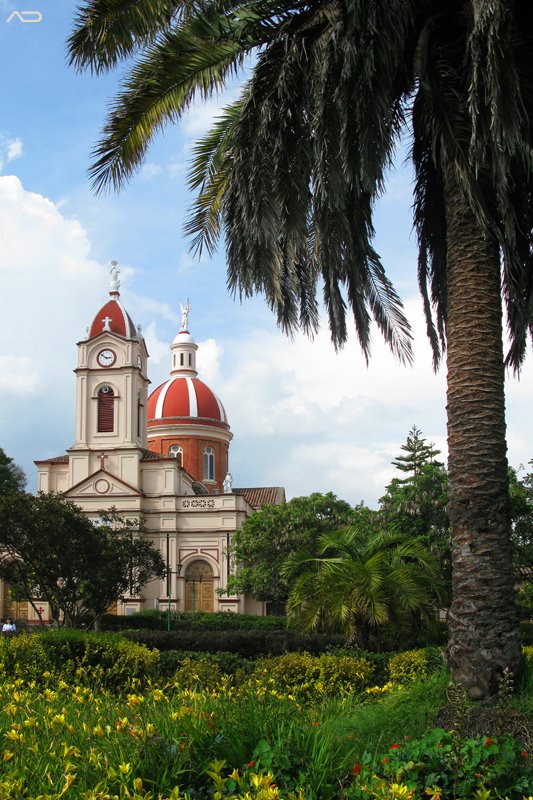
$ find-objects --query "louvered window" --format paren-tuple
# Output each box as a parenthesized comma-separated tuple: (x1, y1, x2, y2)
(98, 386, 115, 432)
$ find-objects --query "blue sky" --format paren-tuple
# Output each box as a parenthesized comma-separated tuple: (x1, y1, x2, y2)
(0, 1, 532, 506)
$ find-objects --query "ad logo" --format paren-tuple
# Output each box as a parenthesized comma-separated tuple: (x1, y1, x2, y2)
(7, 10, 43, 22)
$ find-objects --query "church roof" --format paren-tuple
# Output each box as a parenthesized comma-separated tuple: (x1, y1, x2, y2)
(88, 297, 137, 339)
(34, 454, 69, 464)
(86, 262, 139, 340)
(148, 376, 228, 429)
(233, 487, 286, 509)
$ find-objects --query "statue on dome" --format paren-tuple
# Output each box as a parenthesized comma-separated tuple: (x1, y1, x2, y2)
(223, 472, 233, 494)
(109, 261, 120, 292)
(180, 299, 191, 331)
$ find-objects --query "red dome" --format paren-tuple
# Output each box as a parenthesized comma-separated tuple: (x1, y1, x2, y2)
(148, 376, 228, 428)
(89, 297, 137, 339)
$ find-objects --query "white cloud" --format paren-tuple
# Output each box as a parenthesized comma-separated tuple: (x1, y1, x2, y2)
(143, 321, 172, 369)
(6, 137, 22, 161)
(140, 163, 163, 181)
(179, 252, 195, 272)
(0, 135, 23, 172)
(197, 338, 223, 384)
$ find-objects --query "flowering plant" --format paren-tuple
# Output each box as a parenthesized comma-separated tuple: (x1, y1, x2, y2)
(346, 729, 533, 799)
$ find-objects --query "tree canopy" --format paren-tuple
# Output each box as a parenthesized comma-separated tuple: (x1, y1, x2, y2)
(226, 492, 357, 604)
(0, 494, 166, 628)
(284, 524, 444, 649)
(0, 447, 26, 496)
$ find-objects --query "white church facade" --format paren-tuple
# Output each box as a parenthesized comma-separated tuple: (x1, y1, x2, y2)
(21, 265, 285, 623)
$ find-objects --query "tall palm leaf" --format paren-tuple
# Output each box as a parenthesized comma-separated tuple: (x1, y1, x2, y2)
(284, 527, 443, 647)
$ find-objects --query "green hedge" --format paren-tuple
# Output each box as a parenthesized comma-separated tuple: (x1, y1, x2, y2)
(123, 628, 344, 657)
(0, 630, 159, 690)
(100, 610, 294, 631)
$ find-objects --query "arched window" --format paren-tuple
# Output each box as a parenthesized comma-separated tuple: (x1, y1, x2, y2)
(169, 445, 183, 465)
(203, 446, 215, 481)
(97, 385, 114, 432)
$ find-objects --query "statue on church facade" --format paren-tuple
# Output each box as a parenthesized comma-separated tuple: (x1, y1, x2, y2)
(180, 300, 191, 331)
(223, 472, 233, 494)
(109, 260, 120, 292)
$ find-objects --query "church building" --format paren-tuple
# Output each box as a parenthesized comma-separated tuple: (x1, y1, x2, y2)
(19, 264, 285, 623)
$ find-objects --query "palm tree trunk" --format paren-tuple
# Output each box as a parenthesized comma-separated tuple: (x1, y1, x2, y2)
(444, 173, 523, 700)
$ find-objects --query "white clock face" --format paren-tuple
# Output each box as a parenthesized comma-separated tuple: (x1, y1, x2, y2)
(97, 349, 116, 367)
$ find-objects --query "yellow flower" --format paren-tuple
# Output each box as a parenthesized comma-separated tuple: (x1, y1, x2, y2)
(230, 769, 240, 780)
(58, 773, 76, 797)
(118, 762, 131, 775)
(3, 751, 14, 762)
(5, 729, 24, 743)
(127, 694, 145, 707)
(92, 723, 105, 737)
(63, 744, 81, 759)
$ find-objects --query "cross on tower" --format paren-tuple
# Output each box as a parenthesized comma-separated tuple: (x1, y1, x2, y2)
(102, 316, 112, 332)
(98, 452, 108, 471)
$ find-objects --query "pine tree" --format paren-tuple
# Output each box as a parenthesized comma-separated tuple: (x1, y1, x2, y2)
(391, 426, 443, 480)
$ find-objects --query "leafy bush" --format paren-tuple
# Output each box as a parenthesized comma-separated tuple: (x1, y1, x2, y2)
(0, 630, 159, 690)
(124, 628, 343, 656)
(347, 729, 533, 799)
(521, 621, 533, 645)
(249, 652, 374, 702)
(158, 649, 253, 679)
(387, 647, 443, 685)
(100, 610, 294, 632)
(172, 656, 224, 690)
(0, 632, 48, 681)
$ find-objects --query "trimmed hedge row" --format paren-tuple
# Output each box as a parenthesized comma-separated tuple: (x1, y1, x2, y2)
(122, 628, 345, 656)
(100, 610, 294, 632)
(0, 632, 448, 698)
(0, 629, 158, 690)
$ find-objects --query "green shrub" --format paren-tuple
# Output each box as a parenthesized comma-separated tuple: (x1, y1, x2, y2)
(249, 652, 374, 702)
(0, 632, 49, 681)
(521, 620, 533, 645)
(387, 647, 443, 685)
(0, 630, 159, 690)
(124, 628, 343, 657)
(172, 656, 224, 690)
(158, 649, 253, 679)
(100, 610, 294, 632)
(348, 729, 533, 799)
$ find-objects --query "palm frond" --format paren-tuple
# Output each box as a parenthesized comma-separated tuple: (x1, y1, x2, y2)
(68, 0, 183, 73)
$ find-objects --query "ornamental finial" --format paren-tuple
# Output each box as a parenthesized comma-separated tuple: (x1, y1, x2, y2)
(109, 261, 120, 293)
(179, 299, 191, 331)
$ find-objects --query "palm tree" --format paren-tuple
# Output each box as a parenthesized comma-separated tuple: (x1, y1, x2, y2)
(283, 527, 444, 649)
(68, 0, 533, 698)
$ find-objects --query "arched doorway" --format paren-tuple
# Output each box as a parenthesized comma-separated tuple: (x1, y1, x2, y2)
(184, 560, 214, 613)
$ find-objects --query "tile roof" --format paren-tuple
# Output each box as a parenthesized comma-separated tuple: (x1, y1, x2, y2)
(34, 454, 69, 464)
(233, 487, 286, 509)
